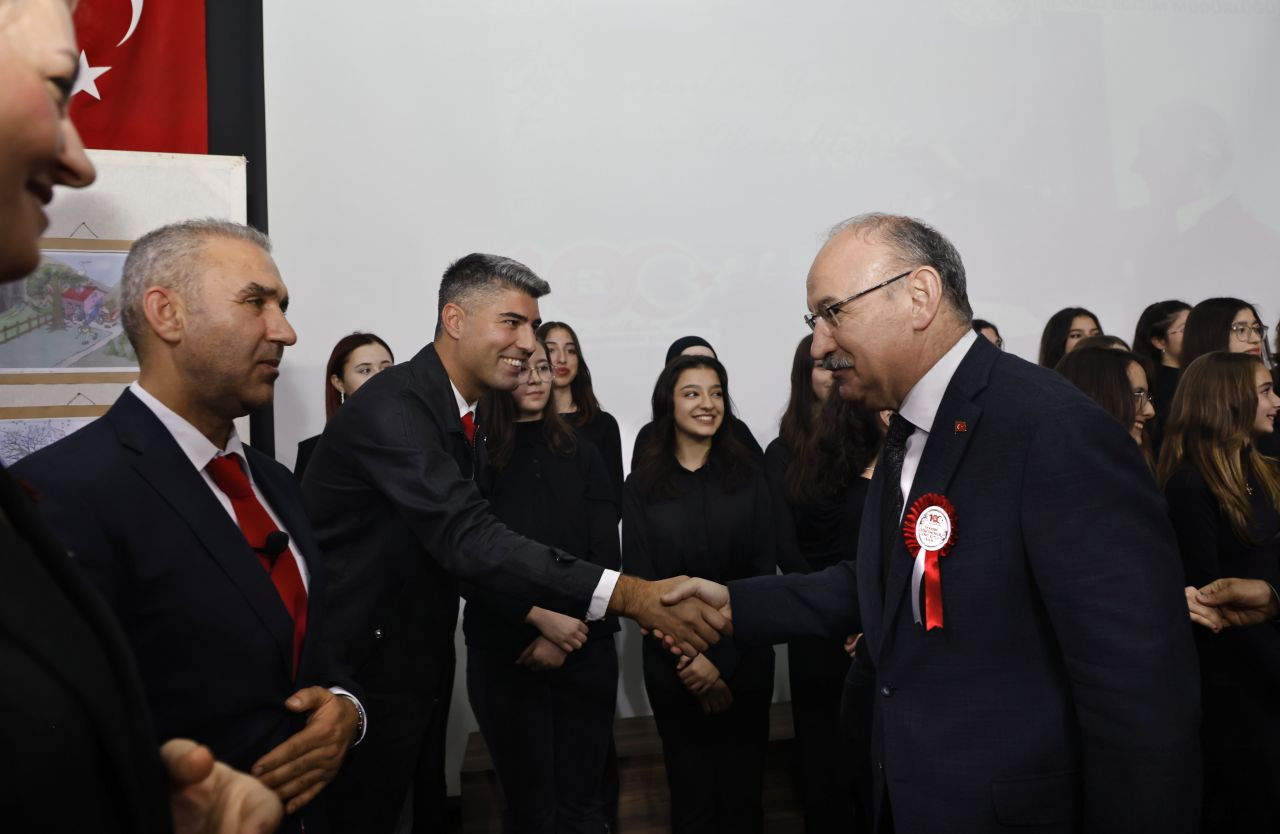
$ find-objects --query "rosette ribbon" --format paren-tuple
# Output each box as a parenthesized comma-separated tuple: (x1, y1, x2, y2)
(901, 493, 957, 631)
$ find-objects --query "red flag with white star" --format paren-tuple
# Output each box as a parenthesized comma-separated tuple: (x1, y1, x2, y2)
(69, 0, 209, 154)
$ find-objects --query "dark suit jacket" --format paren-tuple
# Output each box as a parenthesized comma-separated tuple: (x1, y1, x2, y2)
(730, 337, 1201, 833)
(301, 344, 605, 704)
(14, 390, 354, 832)
(0, 464, 171, 833)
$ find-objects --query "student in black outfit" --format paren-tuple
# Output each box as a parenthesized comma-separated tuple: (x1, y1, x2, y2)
(1158, 351, 1280, 831)
(1055, 346, 1157, 465)
(1132, 300, 1191, 451)
(536, 320, 625, 825)
(1182, 298, 1278, 457)
(466, 338, 621, 833)
(294, 332, 393, 478)
(1181, 297, 1269, 368)
(1038, 306, 1102, 369)
(623, 354, 776, 834)
(537, 321, 625, 508)
(631, 336, 764, 464)
(765, 336, 879, 833)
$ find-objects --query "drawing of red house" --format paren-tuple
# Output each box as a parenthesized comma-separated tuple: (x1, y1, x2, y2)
(61, 286, 105, 322)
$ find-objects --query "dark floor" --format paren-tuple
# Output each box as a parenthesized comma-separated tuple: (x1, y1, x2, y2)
(460, 703, 803, 833)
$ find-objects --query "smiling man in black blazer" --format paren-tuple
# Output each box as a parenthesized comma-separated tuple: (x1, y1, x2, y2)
(663, 213, 1202, 833)
(302, 253, 732, 833)
(15, 219, 361, 833)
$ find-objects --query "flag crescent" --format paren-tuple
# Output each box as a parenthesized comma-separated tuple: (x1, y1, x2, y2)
(116, 0, 143, 47)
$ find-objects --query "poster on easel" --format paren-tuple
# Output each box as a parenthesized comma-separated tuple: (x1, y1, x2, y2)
(0, 150, 247, 463)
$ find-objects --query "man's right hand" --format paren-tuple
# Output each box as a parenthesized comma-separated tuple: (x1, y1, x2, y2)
(608, 574, 730, 657)
(162, 738, 282, 834)
(1194, 578, 1280, 631)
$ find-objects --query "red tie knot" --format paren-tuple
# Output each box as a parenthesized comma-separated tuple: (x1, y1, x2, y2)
(206, 453, 254, 499)
(461, 411, 476, 444)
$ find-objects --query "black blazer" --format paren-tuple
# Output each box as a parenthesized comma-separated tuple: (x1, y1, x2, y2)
(464, 420, 621, 659)
(301, 344, 605, 701)
(1166, 462, 1280, 693)
(0, 465, 171, 833)
(729, 337, 1201, 833)
(623, 464, 776, 693)
(14, 390, 354, 832)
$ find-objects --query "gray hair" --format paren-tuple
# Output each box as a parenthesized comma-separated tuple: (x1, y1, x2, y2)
(435, 253, 550, 335)
(120, 218, 272, 353)
(828, 213, 972, 320)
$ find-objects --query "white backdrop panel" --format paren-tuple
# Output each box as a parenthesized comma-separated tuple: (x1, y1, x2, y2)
(263, 0, 1280, 790)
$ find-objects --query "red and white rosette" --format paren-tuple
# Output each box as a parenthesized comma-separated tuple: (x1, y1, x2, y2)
(901, 493, 956, 631)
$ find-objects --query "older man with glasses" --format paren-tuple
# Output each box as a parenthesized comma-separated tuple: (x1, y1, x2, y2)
(661, 212, 1202, 833)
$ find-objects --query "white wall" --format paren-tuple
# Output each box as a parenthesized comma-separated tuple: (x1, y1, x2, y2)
(262, 0, 1280, 791)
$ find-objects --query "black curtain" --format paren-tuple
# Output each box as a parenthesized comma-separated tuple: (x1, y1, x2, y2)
(205, 0, 275, 455)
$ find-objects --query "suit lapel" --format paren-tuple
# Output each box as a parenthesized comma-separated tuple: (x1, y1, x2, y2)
(879, 339, 994, 643)
(112, 393, 295, 675)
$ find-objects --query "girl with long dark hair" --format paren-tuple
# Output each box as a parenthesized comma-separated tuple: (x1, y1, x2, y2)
(624, 355, 776, 833)
(1181, 297, 1269, 368)
(538, 321, 625, 507)
(1158, 351, 1280, 831)
(766, 335, 879, 832)
(631, 336, 764, 466)
(1055, 346, 1157, 465)
(1038, 307, 1102, 369)
(294, 332, 394, 478)
(466, 338, 620, 832)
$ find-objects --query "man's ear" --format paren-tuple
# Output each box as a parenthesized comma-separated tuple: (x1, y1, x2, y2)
(906, 266, 944, 331)
(141, 286, 185, 346)
(439, 302, 467, 340)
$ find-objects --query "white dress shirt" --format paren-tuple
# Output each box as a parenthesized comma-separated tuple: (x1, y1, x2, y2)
(129, 383, 311, 586)
(450, 379, 617, 621)
(895, 330, 978, 519)
(129, 382, 366, 741)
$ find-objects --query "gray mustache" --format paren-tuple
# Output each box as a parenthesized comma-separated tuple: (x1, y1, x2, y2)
(822, 355, 853, 371)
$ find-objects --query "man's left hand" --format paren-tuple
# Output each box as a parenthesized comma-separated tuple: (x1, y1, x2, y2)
(251, 687, 359, 815)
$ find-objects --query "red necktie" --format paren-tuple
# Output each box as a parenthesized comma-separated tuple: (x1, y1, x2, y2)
(461, 410, 476, 444)
(206, 453, 308, 675)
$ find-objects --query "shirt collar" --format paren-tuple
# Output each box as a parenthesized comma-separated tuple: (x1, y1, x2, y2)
(129, 381, 247, 471)
(897, 330, 978, 435)
(450, 379, 476, 419)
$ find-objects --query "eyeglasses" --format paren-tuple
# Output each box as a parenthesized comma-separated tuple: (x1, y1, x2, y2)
(517, 362, 551, 382)
(804, 270, 912, 332)
(1230, 322, 1268, 342)
(1133, 389, 1153, 407)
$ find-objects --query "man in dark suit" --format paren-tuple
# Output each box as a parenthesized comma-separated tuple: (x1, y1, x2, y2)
(302, 253, 731, 832)
(15, 219, 362, 833)
(663, 213, 1202, 833)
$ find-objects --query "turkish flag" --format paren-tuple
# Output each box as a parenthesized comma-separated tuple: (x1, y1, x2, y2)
(70, 0, 209, 154)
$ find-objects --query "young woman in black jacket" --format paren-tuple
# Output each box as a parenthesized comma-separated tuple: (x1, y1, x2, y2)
(466, 338, 621, 833)
(538, 320, 625, 509)
(1159, 351, 1280, 831)
(623, 354, 775, 834)
(765, 335, 879, 833)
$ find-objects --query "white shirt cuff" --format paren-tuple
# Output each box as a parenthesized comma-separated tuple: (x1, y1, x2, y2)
(329, 687, 367, 746)
(587, 569, 621, 621)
